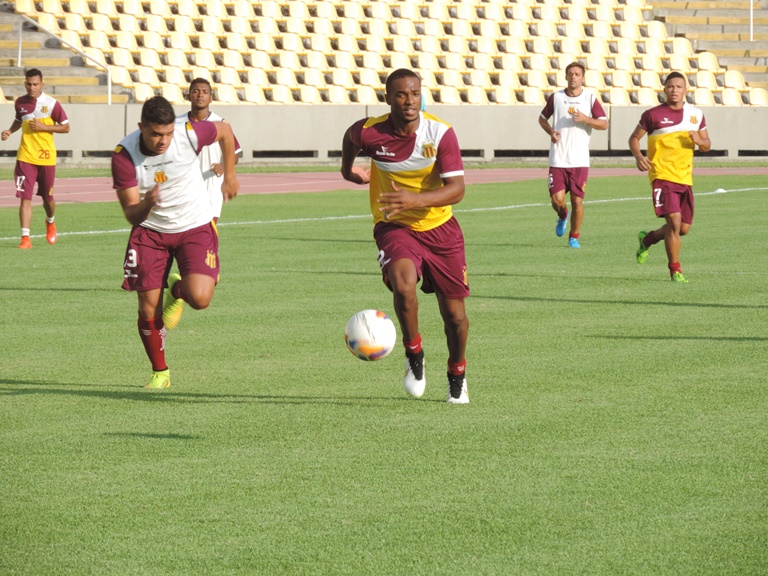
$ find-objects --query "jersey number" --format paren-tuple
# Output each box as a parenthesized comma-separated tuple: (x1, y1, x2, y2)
(377, 249, 391, 269)
(38, 150, 51, 160)
(15, 175, 25, 192)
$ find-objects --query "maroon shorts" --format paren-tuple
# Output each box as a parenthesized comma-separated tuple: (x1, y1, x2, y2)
(651, 179, 694, 224)
(373, 216, 469, 300)
(548, 167, 589, 198)
(121, 221, 220, 292)
(14, 161, 56, 201)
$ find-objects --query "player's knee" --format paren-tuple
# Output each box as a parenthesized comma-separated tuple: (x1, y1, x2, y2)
(183, 287, 214, 310)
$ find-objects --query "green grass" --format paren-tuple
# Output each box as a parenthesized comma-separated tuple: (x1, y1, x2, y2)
(1, 175, 766, 575)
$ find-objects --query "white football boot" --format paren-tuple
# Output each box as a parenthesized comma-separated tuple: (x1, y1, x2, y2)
(403, 351, 426, 398)
(447, 373, 469, 404)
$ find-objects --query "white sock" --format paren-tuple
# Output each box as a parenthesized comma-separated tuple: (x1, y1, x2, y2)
(46, 216, 55, 224)
(21, 228, 30, 237)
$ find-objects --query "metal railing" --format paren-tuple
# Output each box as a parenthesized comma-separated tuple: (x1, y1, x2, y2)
(15, 13, 112, 105)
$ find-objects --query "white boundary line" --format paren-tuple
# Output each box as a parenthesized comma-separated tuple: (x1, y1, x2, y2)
(2, 187, 766, 242)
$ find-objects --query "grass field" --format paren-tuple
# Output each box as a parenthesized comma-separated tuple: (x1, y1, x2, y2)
(1, 174, 766, 575)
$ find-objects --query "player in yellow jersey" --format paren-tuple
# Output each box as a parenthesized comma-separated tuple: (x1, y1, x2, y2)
(1, 69, 70, 249)
(341, 69, 470, 404)
(629, 72, 711, 283)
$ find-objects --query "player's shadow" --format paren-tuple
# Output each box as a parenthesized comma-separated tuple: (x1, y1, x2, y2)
(103, 432, 200, 440)
(0, 286, 115, 293)
(256, 236, 371, 244)
(473, 293, 768, 310)
(0, 379, 440, 404)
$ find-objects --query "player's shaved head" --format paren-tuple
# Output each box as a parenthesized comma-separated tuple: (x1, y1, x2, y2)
(385, 69, 421, 95)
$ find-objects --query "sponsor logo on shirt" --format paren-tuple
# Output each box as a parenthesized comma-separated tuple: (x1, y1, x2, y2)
(660, 118, 675, 125)
(375, 146, 395, 157)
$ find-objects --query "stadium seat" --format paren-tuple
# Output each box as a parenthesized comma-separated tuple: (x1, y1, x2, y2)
(197, 33, 221, 53)
(163, 66, 187, 86)
(608, 87, 631, 105)
(175, 0, 200, 17)
(491, 86, 517, 105)
(133, 83, 156, 103)
(585, 38, 611, 56)
(562, 21, 586, 40)
(591, 5, 614, 23)
(497, 69, 522, 88)
(614, 38, 638, 57)
(672, 38, 694, 57)
(589, 21, 613, 39)
(640, 54, 664, 72)
(439, 69, 463, 89)
(35, 13, 60, 33)
(253, 33, 277, 53)
(138, 48, 162, 69)
(216, 85, 240, 104)
(438, 87, 462, 104)
(336, 35, 359, 54)
(41, 0, 65, 17)
(246, 68, 269, 88)
(135, 66, 161, 88)
(202, 16, 225, 35)
(466, 86, 490, 105)
(696, 52, 722, 72)
(82, 47, 107, 68)
(530, 37, 553, 56)
(747, 87, 768, 106)
(442, 53, 467, 72)
(147, 0, 171, 17)
(255, 17, 279, 35)
(355, 86, 380, 105)
(63, 13, 86, 32)
(390, 52, 412, 70)
(15, 0, 37, 15)
(327, 85, 351, 104)
(636, 87, 660, 106)
(694, 71, 718, 90)
(162, 84, 186, 105)
(249, 51, 272, 70)
(639, 70, 663, 90)
(609, 70, 634, 89)
(521, 87, 546, 105)
(167, 31, 193, 52)
(333, 51, 357, 70)
(229, 16, 252, 35)
(274, 67, 298, 87)
(219, 67, 244, 87)
(612, 54, 636, 72)
(558, 37, 583, 56)
(524, 70, 550, 89)
(141, 31, 165, 53)
(528, 53, 551, 72)
(645, 21, 668, 39)
(535, 21, 559, 39)
(192, 49, 217, 70)
(641, 39, 667, 56)
(109, 65, 133, 87)
(667, 54, 693, 72)
(231, 0, 256, 19)
(724, 70, 746, 90)
(357, 68, 382, 88)
(166, 48, 190, 70)
(585, 69, 606, 89)
(693, 88, 716, 106)
(206, 0, 227, 18)
(391, 35, 413, 55)
(190, 67, 213, 83)
(617, 22, 641, 39)
(721, 88, 744, 106)
(299, 86, 323, 104)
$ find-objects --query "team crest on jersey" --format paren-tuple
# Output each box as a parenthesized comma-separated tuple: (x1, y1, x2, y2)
(568, 106, 575, 115)
(41, 106, 48, 113)
(422, 143, 436, 158)
(690, 115, 698, 125)
(205, 251, 217, 269)
(154, 171, 168, 183)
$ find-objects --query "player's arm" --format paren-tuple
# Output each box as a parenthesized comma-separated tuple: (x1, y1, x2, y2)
(28, 119, 70, 134)
(629, 125, 652, 172)
(689, 128, 711, 153)
(117, 184, 159, 226)
(379, 175, 465, 218)
(211, 121, 239, 201)
(340, 126, 370, 184)
(1, 119, 22, 140)
(572, 112, 608, 130)
(538, 115, 559, 143)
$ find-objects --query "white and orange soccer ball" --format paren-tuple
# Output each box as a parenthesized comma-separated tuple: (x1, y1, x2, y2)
(345, 310, 397, 361)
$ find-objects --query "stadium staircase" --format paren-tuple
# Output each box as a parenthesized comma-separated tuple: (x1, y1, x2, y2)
(653, 0, 768, 89)
(0, 5, 128, 103)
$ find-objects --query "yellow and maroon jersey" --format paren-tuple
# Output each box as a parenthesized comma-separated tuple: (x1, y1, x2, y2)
(349, 112, 464, 232)
(14, 92, 68, 166)
(638, 102, 707, 186)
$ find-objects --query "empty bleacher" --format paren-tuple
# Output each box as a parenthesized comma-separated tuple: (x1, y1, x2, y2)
(10, 0, 768, 106)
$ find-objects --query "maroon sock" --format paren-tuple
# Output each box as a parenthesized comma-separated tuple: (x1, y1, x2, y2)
(643, 232, 661, 248)
(404, 334, 422, 355)
(138, 316, 167, 371)
(558, 207, 569, 220)
(448, 359, 466, 377)
(569, 232, 580, 240)
(668, 262, 682, 275)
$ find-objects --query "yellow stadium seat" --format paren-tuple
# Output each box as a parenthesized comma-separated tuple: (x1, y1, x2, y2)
(614, 38, 638, 56)
(330, 68, 355, 88)
(640, 70, 663, 90)
(640, 38, 667, 56)
(302, 68, 326, 88)
(141, 31, 165, 53)
(472, 36, 498, 56)
(163, 66, 187, 86)
(694, 71, 718, 90)
(422, 19, 446, 38)
(193, 49, 217, 69)
(390, 52, 411, 70)
(592, 5, 614, 22)
(608, 87, 631, 105)
(521, 87, 546, 105)
(617, 22, 641, 39)
(414, 52, 439, 72)
(206, 0, 227, 18)
(672, 38, 693, 56)
(442, 53, 467, 72)
(524, 70, 549, 89)
(491, 86, 517, 105)
(645, 21, 668, 39)
(229, 16, 251, 35)
(162, 84, 186, 104)
(470, 54, 495, 72)
(246, 68, 269, 87)
(41, 0, 65, 17)
(135, 66, 161, 88)
(112, 47, 137, 70)
(248, 51, 272, 70)
(499, 37, 527, 56)
(696, 52, 721, 72)
(724, 70, 746, 90)
(612, 54, 635, 72)
(190, 67, 213, 83)
(306, 51, 328, 70)
(139, 48, 162, 69)
(219, 67, 244, 87)
(426, 2, 449, 20)
(721, 88, 744, 106)
(636, 87, 660, 106)
(202, 16, 225, 35)
(693, 88, 716, 106)
(509, 4, 532, 21)
(355, 86, 380, 105)
(299, 86, 323, 104)
(585, 69, 606, 89)
(747, 87, 768, 105)
(528, 53, 551, 72)
(358, 68, 382, 88)
(68, 0, 91, 15)
(498, 54, 524, 73)
(231, 0, 256, 18)
(610, 70, 634, 89)
(253, 33, 277, 53)
(565, 5, 589, 22)
(109, 65, 133, 87)
(243, 85, 266, 104)
(147, 0, 171, 17)
(585, 38, 611, 56)
(342, 1, 365, 19)
(275, 67, 298, 87)
(529, 37, 552, 56)
(87, 30, 111, 51)
(397, 2, 421, 20)
(362, 52, 385, 71)
(121, 0, 142, 16)
(15, 0, 37, 15)
(558, 37, 583, 56)
(438, 87, 462, 104)
(166, 48, 190, 70)
(619, 6, 646, 23)
(133, 83, 156, 102)
(468, 69, 493, 88)
(35, 13, 60, 33)
(340, 17, 363, 36)
(439, 69, 463, 89)
(284, 17, 307, 35)
(391, 35, 413, 55)
(327, 85, 351, 104)
(336, 35, 359, 54)
(454, 2, 477, 21)
(451, 19, 473, 39)
(496, 69, 521, 88)
(369, 2, 391, 20)
(175, 0, 200, 17)
(216, 85, 240, 104)
(255, 17, 279, 34)
(82, 47, 107, 68)
(333, 51, 357, 70)
(172, 16, 196, 34)
(535, 20, 559, 39)
(640, 54, 664, 71)
(589, 21, 613, 39)
(196, 32, 220, 53)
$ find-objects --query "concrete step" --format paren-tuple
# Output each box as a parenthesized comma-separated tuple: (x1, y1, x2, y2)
(0, 74, 98, 85)
(684, 32, 768, 40)
(652, 1, 755, 9)
(0, 57, 71, 67)
(670, 22, 768, 34)
(661, 15, 768, 25)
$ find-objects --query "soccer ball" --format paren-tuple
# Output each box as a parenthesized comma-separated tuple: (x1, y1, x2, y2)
(345, 310, 397, 361)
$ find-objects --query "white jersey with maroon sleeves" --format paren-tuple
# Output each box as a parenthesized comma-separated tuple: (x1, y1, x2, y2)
(112, 121, 217, 233)
(540, 89, 606, 168)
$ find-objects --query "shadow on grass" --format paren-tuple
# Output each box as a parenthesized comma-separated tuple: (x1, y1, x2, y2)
(0, 286, 115, 293)
(0, 380, 441, 404)
(474, 293, 768, 310)
(103, 432, 200, 440)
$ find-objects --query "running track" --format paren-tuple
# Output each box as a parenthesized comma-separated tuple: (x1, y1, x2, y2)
(1, 167, 766, 208)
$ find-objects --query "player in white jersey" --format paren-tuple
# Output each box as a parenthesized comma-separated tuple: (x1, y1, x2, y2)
(176, 78, 242, 221)
(538, 62, 608, 248)
(112, 96, 239, 389)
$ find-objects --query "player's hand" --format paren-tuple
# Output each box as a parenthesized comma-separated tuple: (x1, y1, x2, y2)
(635, 155, 652, 172)
(688, 130, 705, 147)
(1, 130, 9, 140)
(550, 130, 561, 144)
(345, 165, 371, 185)
(377, 180, 420, 218)
(222, 175, 239, 202)
(144, 183, 160, 208)
(211, 163, 223, 177)
(572, 110, 587, 124)
(28, 119, 43, 132)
